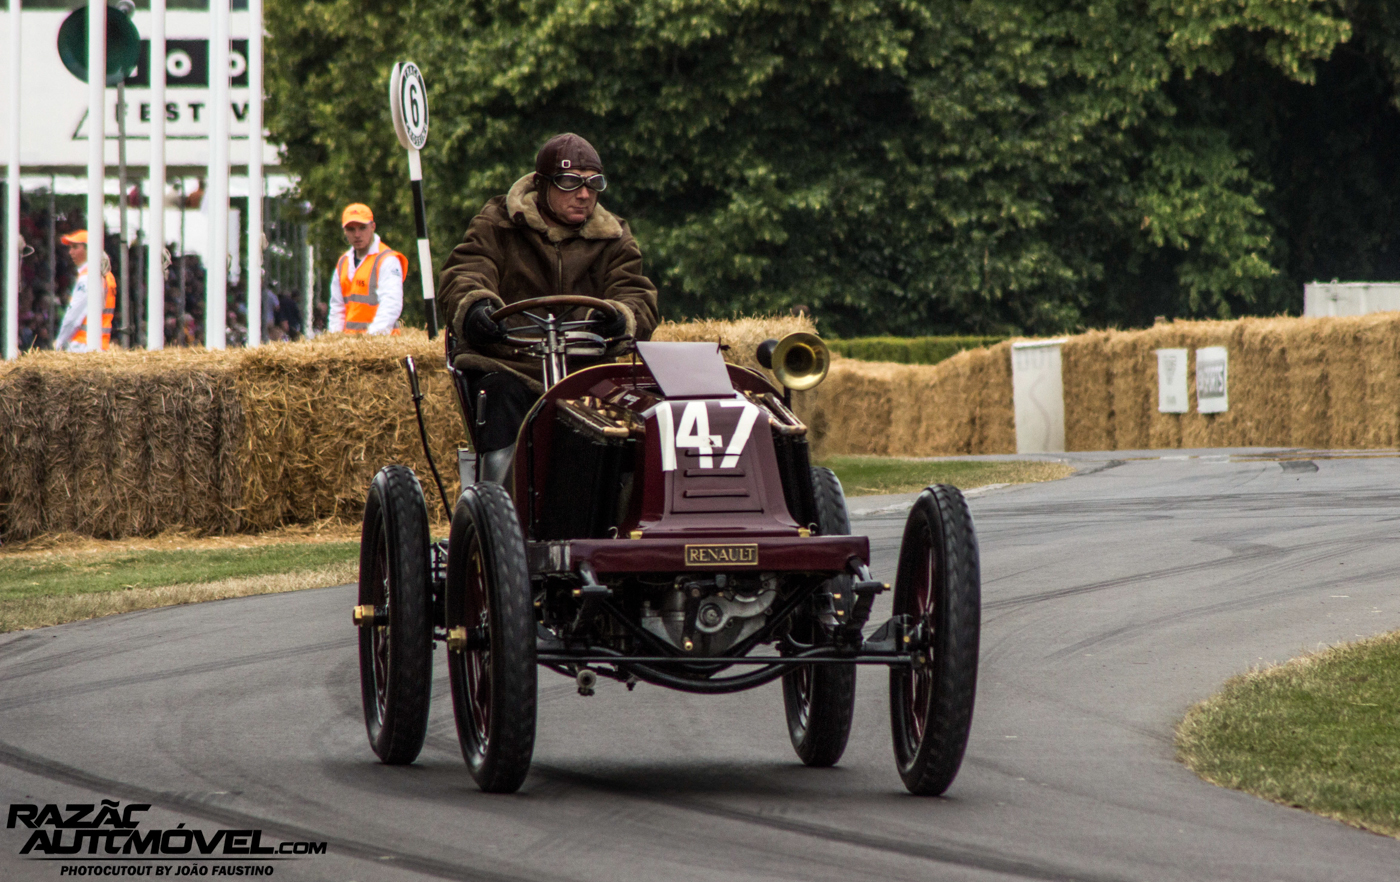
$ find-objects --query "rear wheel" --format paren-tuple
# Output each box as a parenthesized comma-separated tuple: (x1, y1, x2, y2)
(782, 467, 857, 767)
(889, 484, 980, 795)
(357, 465, 433, 765)
(446, 482, 536, 793)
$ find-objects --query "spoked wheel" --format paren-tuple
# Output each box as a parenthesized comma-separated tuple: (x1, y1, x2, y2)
(357, 465, 433, 764)
(782, 467, 857, 767)
(889, 484, 980, 795)
(446, 482, 536, 793)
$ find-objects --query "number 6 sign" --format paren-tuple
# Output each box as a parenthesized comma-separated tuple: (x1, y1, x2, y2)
(390, 62, 429, 151)
(388, 61, 438, 336)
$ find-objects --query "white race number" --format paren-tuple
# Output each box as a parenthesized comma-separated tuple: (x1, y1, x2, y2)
(653, 401, 762, 472)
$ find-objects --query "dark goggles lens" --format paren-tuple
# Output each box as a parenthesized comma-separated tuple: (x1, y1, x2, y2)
(551, 173, 607, 193)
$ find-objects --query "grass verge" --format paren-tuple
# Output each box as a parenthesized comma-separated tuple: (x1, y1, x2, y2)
(1177, 632, 1400, 838)
(820, 457, 1075, 496)
(0, 537, 360, 633)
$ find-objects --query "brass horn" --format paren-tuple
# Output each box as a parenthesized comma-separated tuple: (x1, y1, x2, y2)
(756, 332, 830, 391)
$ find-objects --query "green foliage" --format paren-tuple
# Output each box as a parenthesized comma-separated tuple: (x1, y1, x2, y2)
(829, 335, 1006, 365)
(265, 0, 1382, 336)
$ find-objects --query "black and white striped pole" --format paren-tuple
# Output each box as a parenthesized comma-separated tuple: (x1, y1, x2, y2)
(389, 61, 437, 338)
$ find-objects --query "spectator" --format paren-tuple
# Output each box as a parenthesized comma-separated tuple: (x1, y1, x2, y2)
(277, 289, 304, 339)
(53, 231, 117, 352)
(178, 313, 198, 347)
(328, 204, 405, 335)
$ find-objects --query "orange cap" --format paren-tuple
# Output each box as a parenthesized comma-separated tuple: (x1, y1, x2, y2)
(341, 203, 374, 226)
(60, 230, 89, 245)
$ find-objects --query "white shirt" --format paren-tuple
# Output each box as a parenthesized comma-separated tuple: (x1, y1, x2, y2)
(328, 235, 404, 334)
(55, 267, 96, 352)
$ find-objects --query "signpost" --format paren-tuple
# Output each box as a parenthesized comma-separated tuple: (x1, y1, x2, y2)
(56, 2, 142, 351)
(5, 0, 20, 359)
(389, 61, 437, 338)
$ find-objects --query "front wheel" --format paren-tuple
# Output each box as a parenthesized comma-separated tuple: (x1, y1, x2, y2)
(446, 482, 537, 793)
(889, 484, 980, 795)
(782, 467, 857, 767)
(357, 465, 433, 765)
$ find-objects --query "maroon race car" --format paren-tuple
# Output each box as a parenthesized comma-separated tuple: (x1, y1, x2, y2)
(353, 295, 981, 795)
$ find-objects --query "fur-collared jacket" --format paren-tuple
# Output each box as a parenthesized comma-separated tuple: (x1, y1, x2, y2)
(438, 174, 660, 390)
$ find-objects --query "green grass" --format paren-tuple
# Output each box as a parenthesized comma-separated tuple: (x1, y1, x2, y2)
(0, 543, 360, 602)
(828, 336, 1007, 365)
(1177, 632, 1400, 837)
(820, 457, 1075, 496)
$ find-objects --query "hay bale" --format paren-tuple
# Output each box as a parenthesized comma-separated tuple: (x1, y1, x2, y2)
(0, 366, 48, 538)
(0, 348, 244, 540)
(235, 332, 465, 528)
(976, 342, 1016, 454)
(794, 341, 1016, 459)
(1230, 317, 1291, 447)
(1063, 331, 1113, 452)
(797, 359, 900, 458)
(1359, 314, 1400, 447)
(1287, 318, 1331, 448)
(1103, 329, 1153, 450)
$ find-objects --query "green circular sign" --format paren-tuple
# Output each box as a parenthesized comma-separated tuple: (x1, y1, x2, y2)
(57, 7, 142, 87)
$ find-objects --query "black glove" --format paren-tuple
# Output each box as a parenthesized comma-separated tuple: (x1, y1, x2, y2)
(590, 306, 628, 338)
(464, 300, 507, 348)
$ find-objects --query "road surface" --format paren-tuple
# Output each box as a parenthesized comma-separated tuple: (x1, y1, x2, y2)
(2, 449, 1398, 880)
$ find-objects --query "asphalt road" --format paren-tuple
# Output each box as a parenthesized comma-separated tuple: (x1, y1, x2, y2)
(3, 450, 1400, 881)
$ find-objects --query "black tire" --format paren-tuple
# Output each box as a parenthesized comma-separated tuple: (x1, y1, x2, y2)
(782, 467, 858, 767)
(889, 484, 980, 795)
(358, 465, 433, 765)
(446, 482, 537, 793)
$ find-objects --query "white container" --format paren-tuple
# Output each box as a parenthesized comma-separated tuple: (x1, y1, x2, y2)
(1011, 340, 1066, 454)
(1303, 282, 1400, 317)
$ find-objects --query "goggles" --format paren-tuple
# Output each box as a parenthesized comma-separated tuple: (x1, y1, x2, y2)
(549, 172, 607, 193)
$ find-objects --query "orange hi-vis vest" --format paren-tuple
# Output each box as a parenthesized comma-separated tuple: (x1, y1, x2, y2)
(72, 268, 117, 349)
(336, 244, 408, 334)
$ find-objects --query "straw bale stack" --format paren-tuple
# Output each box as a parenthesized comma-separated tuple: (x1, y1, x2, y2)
(1101, 330, 1147, 449)
(793, 342, 1016, 459)
(0, 334, 467, 541)
(1062, 331, 1114, 452)
(1283, 319, 1328, 447)
(235, 333, 466, 529)
(1230, 318, 1291, 447)
(10, 311, 1400, 542)
(1357, 315, 1400, 448)
(0, 349, 242, 540)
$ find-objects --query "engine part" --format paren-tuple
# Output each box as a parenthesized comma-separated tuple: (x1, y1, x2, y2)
(641, 576, 778, 656)
(576, 668, 597, 697)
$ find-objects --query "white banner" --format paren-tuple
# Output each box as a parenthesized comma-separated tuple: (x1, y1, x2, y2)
(1195, 347, 1229, 414)
(2, 10, 277, 168)
(1156, 348, 1188, 413)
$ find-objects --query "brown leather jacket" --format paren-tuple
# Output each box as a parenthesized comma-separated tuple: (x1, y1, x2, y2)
(438, 174, 660, 390)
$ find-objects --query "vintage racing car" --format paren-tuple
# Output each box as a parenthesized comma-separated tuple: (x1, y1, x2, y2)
(353, 295, 981, 795)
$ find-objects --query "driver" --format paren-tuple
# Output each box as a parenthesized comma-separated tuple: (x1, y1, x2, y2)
(438, 133, 659, 481)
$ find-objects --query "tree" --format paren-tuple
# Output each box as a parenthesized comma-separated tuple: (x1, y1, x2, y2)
(267, 0, 1370, 335)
